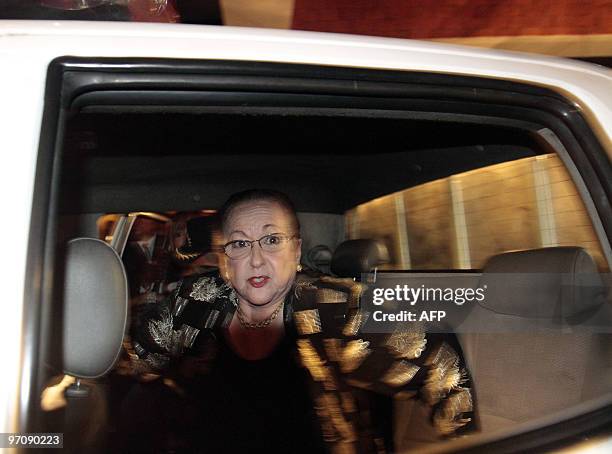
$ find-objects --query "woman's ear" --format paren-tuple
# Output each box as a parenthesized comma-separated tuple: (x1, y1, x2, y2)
(295, 238, 303, 264)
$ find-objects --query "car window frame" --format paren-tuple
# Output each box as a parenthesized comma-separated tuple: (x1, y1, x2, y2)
(22, 56, 612, 450)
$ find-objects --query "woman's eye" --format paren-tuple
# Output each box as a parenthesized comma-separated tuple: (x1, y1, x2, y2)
(232, 240, 249, 249)
(263, 235, 280, 245)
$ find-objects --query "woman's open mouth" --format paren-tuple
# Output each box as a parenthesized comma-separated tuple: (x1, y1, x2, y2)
(248, 276, 270, 288)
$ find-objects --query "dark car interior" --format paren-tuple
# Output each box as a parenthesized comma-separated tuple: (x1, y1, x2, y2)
(59, 112, 543, 215)
(24, 58, 612, 453)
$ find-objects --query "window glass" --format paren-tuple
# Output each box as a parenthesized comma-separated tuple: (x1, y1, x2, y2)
(346, 153, 608, 270)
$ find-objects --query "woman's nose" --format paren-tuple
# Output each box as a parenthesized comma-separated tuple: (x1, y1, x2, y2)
(249, 242, 265, 267)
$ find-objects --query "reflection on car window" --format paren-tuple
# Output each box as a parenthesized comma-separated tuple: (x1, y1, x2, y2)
(346, 153, 608, 271)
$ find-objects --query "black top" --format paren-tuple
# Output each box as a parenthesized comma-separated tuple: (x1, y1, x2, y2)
(182, 334, 325, 454)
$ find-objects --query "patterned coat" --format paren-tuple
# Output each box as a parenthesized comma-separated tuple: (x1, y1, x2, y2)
(128, 270, 475, 453)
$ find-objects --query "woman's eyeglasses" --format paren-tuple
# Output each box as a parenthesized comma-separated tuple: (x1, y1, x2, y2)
(223, 233, 297, 259)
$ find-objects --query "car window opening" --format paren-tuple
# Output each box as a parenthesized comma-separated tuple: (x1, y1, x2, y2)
(40, 65, 612, 453)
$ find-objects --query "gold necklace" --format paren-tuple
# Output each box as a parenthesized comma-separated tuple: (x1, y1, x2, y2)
(236, 301, 284, 329)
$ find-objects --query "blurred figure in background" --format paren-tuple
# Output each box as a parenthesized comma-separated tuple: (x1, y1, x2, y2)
(122, 216, 172, 305)
(169, 214, 219, 281)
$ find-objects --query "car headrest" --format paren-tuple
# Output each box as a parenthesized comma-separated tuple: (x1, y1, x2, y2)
(330, 239, 390, 279)
(479, 247, 605, 319)
(63, 238, 128, 378)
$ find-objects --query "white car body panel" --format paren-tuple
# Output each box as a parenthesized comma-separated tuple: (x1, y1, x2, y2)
(0, 20, 610, 436)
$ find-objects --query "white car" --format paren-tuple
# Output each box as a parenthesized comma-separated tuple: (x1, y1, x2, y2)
(1, 19, 611, 453)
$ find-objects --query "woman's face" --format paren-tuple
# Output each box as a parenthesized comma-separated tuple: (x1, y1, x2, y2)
(173, 220, 187, 249)
(222, 200, 301, 307)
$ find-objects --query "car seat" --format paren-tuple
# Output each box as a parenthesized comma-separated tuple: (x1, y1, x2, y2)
(330, 239, 390, 279)
(457, 247, 612, 432)
(47, 238, 128, 453)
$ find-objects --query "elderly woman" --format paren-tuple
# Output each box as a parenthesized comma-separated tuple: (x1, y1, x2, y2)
(129, 189, 474, 454)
